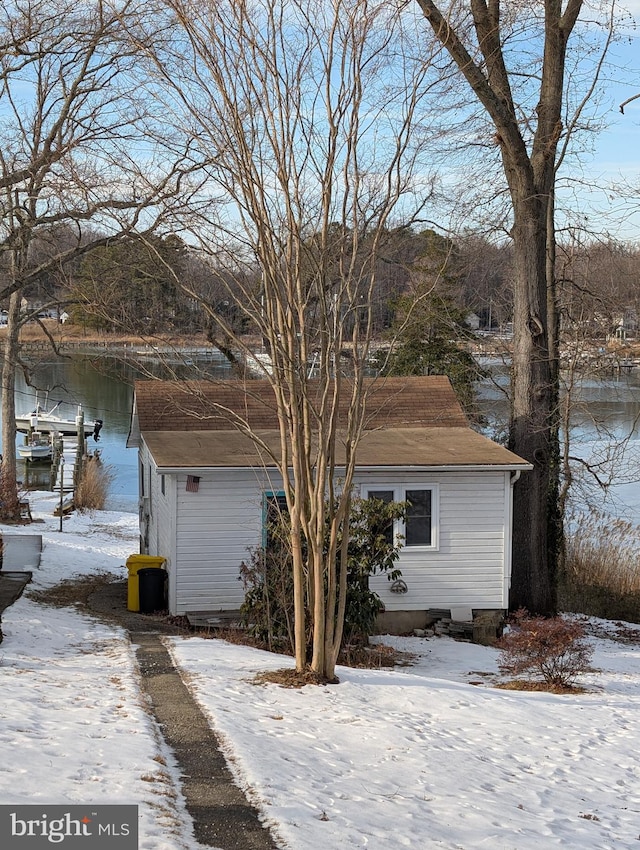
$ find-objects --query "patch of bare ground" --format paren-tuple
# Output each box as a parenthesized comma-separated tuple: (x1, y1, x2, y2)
(9, 321, 210, 348)
(250, 645, 417, 689)
(206, 628, 415, 673)
(27, 576, 414, 677)
(339, 642, 416, 669)
(27, 571, 121, 608)
(253, 668, 338, 688)
(210, 629, 416, 687)
(495, 680, 589, 694)
(26, 572, 186, 635)
(582, 618, 640, 645)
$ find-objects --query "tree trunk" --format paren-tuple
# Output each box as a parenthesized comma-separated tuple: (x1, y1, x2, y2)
(412, 0, 586, 616)
(508, 190, 557, 614)
(0, 292, 23, 522)
(290, 516, 307, 672)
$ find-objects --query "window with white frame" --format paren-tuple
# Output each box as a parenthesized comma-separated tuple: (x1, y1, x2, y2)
(365, 485, 438, 549)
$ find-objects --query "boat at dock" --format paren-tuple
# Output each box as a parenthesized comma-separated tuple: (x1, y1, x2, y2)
(16, 400, 103, 439)
(17, 433, 53, 462)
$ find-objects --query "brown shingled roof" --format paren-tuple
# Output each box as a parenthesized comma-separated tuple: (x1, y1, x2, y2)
(130, 376, 531, 470)
(141, 427, 531, 471)
(132, 375, 469, 433)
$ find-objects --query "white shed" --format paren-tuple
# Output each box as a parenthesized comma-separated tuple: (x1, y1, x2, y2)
(127, 376, 531, 632)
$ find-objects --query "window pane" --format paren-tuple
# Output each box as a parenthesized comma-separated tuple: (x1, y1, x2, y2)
(264, 493, 288, 550)
(367, 490, 394, 503)
(367, 490, 395, 545)
(405, 489, 432, 546)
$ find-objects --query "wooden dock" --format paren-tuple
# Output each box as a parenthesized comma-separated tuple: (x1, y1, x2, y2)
(51, 434, 85, 494)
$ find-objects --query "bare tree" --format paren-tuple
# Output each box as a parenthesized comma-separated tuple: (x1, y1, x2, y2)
(135, 0, 436, 680)
(0, 0, 199, 520)
(414, 0, 618, 614)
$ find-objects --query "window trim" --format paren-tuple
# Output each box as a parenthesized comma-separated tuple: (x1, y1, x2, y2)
(363, 484, 439, 551)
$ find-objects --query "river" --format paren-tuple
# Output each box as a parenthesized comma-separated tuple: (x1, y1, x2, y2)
(2, 347, 232, 510)
(2, 349, 640, 521)
(477, 358, 640, 523)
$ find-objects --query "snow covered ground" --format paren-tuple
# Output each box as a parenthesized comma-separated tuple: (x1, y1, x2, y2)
(2, 491, 640, 849)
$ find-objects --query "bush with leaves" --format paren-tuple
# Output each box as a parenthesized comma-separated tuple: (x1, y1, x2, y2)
(239, 516, 296, 654)
(496, 609, 593, 689)
(340, 496, 404, 645)
(239, 493, 405, 656)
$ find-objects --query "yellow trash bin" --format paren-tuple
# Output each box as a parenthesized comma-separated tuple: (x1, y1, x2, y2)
(126, 555, 166, 612)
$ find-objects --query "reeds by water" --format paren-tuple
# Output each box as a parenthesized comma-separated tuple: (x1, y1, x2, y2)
(561, 512, 640, 620)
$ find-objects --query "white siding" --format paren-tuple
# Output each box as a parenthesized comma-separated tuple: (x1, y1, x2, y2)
(139, 443, 514, 615)
(356, 469, 511, 611)
(174, 468, 283, 614)
(150, 466, 172, 558)
(141, 442, 177, 609)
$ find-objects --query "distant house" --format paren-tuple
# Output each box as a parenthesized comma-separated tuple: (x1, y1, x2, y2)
(127, 376, 531, 632)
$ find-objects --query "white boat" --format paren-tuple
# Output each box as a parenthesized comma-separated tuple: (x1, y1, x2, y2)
(18, 433, 52, 462)
(16, 401, 102, 439)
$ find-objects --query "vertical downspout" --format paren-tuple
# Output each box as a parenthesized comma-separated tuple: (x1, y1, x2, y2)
(504, 470, 522, 608)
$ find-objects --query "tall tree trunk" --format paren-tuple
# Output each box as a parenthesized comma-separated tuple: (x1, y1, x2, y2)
(0, 291, 22, 521)
(508, 193, 557, 614)
(413, 0, 586, 615)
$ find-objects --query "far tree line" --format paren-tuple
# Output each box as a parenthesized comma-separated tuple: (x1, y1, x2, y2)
(14, 227, 640, 346)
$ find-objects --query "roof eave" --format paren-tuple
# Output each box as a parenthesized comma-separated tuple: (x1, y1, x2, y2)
(153, 462, 533, 474)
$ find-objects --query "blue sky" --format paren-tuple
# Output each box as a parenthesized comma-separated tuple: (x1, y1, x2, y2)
(567, 1, 640, 242)
(0, 1, 637, 245)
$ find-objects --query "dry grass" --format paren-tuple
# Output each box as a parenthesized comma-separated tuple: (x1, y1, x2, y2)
(75, 456, 114, 512)
(565, 513, 640, 594)
(561, 513, 640, 622)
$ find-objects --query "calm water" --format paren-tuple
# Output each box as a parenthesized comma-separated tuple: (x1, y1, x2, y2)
(477, 359, 640, 522)
(3, 350, 640, 519)
(2, 348, 232, 509)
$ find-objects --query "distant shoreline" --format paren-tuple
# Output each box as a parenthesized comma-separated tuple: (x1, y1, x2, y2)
(5, 321, 212, 350)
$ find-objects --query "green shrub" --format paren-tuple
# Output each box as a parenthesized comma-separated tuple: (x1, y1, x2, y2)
(239, 531, 296, 654)
(239, 493, 405, 656)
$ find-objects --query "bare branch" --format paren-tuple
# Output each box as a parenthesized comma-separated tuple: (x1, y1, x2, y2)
(620, 92, 640, 114)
